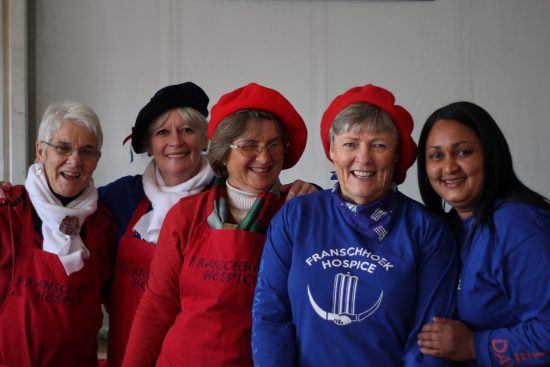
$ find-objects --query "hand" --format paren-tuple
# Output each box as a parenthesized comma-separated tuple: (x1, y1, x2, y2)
(0, 181, 12, 204)
(281, 180, 318, 201)
(418, 317, 476, 361)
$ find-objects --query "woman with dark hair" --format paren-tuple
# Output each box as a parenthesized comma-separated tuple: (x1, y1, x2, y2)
(417, 101, 550, 366)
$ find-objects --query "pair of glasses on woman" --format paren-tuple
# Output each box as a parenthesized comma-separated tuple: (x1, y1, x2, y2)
(229, 141, 289, 157)
(41, 141, 101, 161)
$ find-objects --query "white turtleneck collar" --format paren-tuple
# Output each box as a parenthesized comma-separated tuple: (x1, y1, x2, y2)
(226, 181, 260, 223)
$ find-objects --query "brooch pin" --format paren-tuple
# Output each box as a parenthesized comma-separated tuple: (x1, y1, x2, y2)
(59, 215, 80, 235)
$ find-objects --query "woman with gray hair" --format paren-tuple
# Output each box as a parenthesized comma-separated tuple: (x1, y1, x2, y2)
(252, 84, 457, 366)
(0, 101, 115, 366)
(123, 83, 308, 367)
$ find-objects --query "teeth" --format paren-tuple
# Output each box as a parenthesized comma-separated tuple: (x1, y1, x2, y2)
(63, 171, 80, 178)
(353, 170, 374, 178)
(443, 178, 465, 184)
(166, 153, 188, 158)
(250, 167, 269, 173)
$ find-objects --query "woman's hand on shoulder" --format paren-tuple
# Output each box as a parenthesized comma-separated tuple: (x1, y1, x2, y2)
(417, 317, 475, 361)
(281, 180, 319, 201)
(0, 181, 13, 203)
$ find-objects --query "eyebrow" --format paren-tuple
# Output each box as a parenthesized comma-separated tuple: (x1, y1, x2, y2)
(428, 140, 470, 149)
(53, 140, 96, 149)
(238, 137, 283, 144)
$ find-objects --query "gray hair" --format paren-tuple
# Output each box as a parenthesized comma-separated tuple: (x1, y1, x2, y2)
(146, 107, 208, 151)
(38, 101, 103, 155)
(329, 102, 398, 149)
(208, 109, 283, 177)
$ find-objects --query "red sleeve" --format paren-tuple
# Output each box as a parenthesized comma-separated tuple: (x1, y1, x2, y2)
(122, 203, 187, 367)
(0, 187, 25, 306)
(0, 204, 16, 305)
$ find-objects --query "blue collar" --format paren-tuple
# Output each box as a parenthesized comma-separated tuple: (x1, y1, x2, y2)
(330, 183, 398, 242)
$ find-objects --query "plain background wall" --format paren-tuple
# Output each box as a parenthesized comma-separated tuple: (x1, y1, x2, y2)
(34, 0, 550, 202)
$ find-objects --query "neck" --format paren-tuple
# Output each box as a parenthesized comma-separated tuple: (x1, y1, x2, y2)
(456, 208, 474, 220)
(53, 191, 81, 206)
(226, 181, 260, 223)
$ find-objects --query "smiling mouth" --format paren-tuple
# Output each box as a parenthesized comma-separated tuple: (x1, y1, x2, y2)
(165, 152, 189, 158)
(61, 171, 81, 179)
(352, 170, 375, 178)
(441, 178, 466, 187)
(249, 167, 270, 174)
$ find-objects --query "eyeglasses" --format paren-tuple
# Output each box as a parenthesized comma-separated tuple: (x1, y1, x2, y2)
(41, 140, 101, 161)
(229, 141, 289, 157)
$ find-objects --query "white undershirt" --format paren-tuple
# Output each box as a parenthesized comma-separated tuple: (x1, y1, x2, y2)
(226, 181, 260, 223)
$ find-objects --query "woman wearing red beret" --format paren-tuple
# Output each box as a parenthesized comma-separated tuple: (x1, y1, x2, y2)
(252, 85, 457, 366)
(122, 83, 309, 366)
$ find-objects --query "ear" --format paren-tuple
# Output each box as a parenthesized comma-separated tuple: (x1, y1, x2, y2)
(36, 141, 45, 163)
(329, 148, 335, 160)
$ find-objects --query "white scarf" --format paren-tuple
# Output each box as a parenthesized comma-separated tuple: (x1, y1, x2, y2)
(24, 162, 98, 275)
(133, 156, 214, 243)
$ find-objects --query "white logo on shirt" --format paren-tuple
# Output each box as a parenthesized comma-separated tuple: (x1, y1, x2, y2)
(307, 272, 383, 326)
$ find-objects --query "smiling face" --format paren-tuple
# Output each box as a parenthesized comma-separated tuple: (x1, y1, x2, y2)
(425, 119, 484, 219)
(36, 120, 100, 197)
(148, 109, 207, 186)
(331, 128, 398, 205)
(224, 119, 285, 194)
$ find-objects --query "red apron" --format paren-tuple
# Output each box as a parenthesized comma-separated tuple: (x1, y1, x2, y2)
(156, 222, 268, 367)
(107, 197, 155, 367)
(0, 195, 104, 367)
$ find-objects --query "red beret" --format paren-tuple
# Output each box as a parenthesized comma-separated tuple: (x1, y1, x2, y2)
(208, 83, 307, 169)
(320, 84, 417, 184)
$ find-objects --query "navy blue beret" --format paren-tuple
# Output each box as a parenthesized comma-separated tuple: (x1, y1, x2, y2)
(131, 82, 209, 153)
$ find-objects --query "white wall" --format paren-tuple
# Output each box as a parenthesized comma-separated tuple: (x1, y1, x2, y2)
(35, 0, 550, 201)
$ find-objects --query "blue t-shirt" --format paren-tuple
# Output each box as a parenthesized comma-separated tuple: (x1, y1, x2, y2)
(252, 189, 457, 366)
(455, 201, 550, 367)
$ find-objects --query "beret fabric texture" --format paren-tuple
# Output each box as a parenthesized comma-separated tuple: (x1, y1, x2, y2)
(320, 84, 417, 184)
(132, 82, 209, 154)
(208, 83, 307, 169)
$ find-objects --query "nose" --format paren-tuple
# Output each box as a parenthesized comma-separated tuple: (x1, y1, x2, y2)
(254, 146, 273, 163)
(168, 130, 185, 146)
(442, 156, 459, 174)
(354, 145, 373, 164)
(66, 149, 83, 165)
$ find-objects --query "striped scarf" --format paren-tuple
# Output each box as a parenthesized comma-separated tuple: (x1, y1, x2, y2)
(207, 178, 283, 234)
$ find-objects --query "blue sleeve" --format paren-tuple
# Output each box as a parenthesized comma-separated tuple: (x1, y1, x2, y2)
(97, 175, 145, 246)
(252, 207, 296, 367)
(474, 231, 550, 367)
(403, 219, 458, 367)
